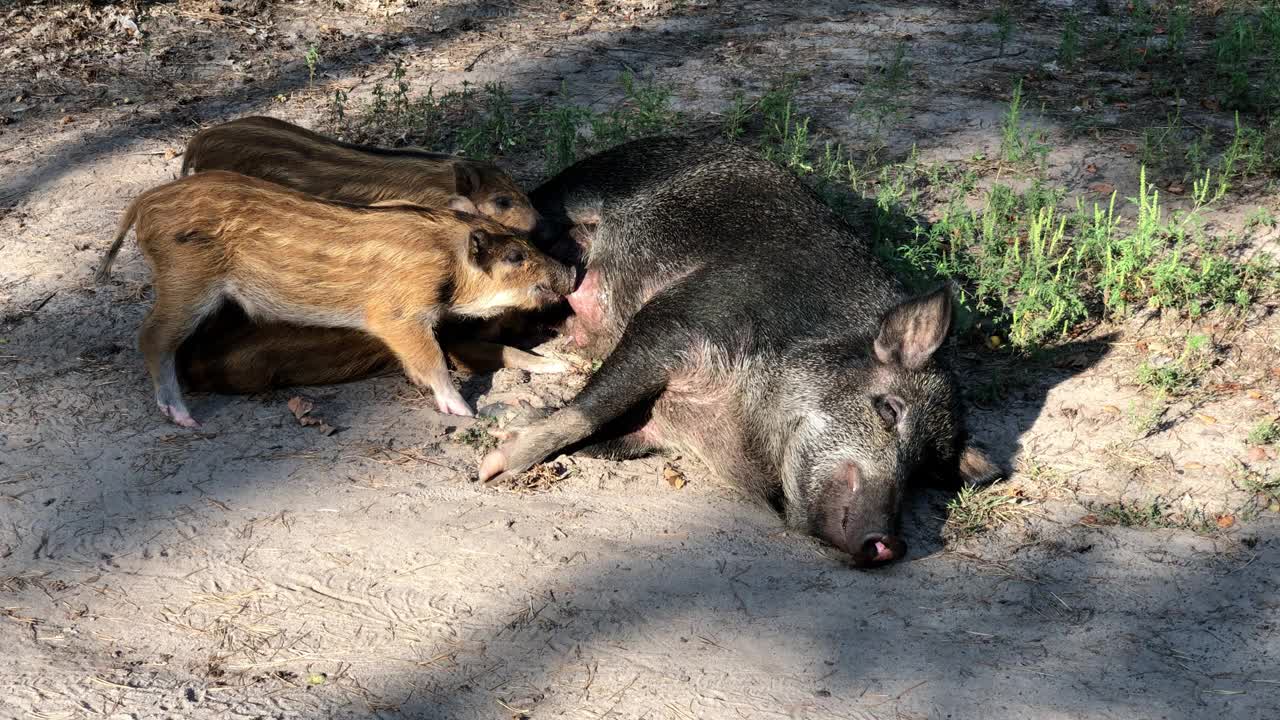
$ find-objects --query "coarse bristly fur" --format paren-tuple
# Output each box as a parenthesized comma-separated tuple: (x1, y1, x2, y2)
(181, 115, 542, 233)
(163, 115, 562, 392)
(478, 136, 1002, 569)
(98, 171, 574, 427)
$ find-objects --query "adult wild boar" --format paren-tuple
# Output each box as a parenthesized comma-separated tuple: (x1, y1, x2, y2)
(478, 136, 1000, 568)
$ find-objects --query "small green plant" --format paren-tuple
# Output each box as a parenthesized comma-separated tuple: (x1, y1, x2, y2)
(1135, 333, 1212, 396)
(1246, 206, 1276, 229)
(999, 81, 1049, 167)
(457, 83, 526, 159)
(1239, 469, 1280, 518)
(992, 2, 1015, 55)
(538, 96, 590, 174)
(1058, 12, 1082, 66)
(945, 483, 1024, 539)
(305, 44, 321, 87)
(454, 418, 498, 451)
(723, 91, 751, 140)
(591, 70, 679, 149)
(1128, 400, 1167, 438)
(851, 41, 912, 156)
(1166, 1, 1191, 60)
(1087, 496, 1215, 533)
(1248, 419, 1280, 446)
(756, 82, 812, 172)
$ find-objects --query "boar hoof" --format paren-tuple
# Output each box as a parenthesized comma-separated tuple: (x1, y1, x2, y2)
(478, 448, 510, 484)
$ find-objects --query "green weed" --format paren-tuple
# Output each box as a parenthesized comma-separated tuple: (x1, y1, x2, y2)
(1058, 12, 1082, 66)
(453, 418, 498, 451)
(1135, 333, 1212, 396)
(1128, 400, 1167, 438)
(305, 44, 320, 87)
(1086, 497, 1213, 532)
(991, 2, 1015, 56)
(1000, 81, 1049, 167)
(944, 483, 1024, 539)
(851, 41, 912, 156)
(1248, 419, 1280, 446)
(590, 70, 680, 149)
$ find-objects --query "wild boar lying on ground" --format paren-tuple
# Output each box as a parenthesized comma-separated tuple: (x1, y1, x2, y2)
(479, 136, 1000, 568)
(96, 171, 574, 426)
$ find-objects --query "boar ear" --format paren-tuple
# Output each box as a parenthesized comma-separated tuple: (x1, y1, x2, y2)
(958, 445, 1002, 487)
(921, 443, 1003, 490)
(448, 195, 479, 215)
(453, 162, 481, 197)
(874, 286, 952, 369)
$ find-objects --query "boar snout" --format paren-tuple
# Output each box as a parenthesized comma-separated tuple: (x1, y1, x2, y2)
(819, 461, 907, 568)
(850, 533, 907, 568)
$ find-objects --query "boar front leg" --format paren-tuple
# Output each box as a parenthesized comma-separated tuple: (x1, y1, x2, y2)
(477, 289, 699, 484)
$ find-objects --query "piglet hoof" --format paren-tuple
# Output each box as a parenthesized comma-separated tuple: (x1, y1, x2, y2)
(434, 389, 475, 417)
(478, 448, 508, 484)
(160, 405, 201, 429)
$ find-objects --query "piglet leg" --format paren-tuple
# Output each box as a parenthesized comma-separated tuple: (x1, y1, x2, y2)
(368, 312, 473, 417)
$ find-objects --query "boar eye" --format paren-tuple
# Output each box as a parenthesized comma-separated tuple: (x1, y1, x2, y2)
(875, 395, 906, 429)
(493, 196, 513, 210)
(504, 248, 526, 264)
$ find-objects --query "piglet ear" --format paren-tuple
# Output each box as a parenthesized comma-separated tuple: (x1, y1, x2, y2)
(873, 286, 952, 369)
(448, 195, 479, 215)
(468, 229, 492, 261)
(453, 162, 481, 196)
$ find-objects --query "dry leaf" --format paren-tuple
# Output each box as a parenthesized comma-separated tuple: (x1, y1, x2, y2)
(163, 147, 177, 160)
(1085, 163, 1099, 174)
(1167, 183, 1185, 195)
(1215, 514, 1235, 529)
(1079, 514, 1100, 526)
(287, 396, 336, 435)
(1102, 405, 1121, 415)
(1119, 143, 1137, 154)
(1202, 97, 1221, 111)
(1196, 414, 1218, 425)
(1247, 446, 1267, 462)
(288, 396, 313, 420)
(663, 464, 686, 490)
(1089, 182, 1116, 195)
(1246, 389, 1264, 400)
(1183, 462, 1204, 471)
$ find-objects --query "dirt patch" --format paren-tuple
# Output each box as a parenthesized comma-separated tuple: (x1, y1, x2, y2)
(2, 2, 1279, 719)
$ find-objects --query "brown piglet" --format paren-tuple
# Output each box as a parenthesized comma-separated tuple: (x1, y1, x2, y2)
(97, 171, 574, 427)
(181, 115, 541, 233)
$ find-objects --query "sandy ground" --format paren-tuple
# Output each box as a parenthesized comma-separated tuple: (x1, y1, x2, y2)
(2, 2, 1279, 719)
